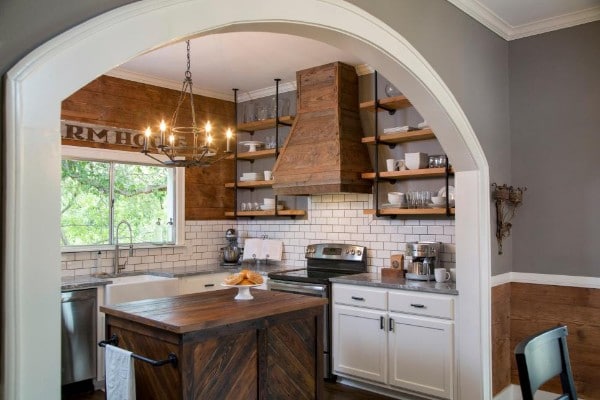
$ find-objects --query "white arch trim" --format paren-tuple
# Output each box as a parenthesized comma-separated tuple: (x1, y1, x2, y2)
(4, 0, 491, 398)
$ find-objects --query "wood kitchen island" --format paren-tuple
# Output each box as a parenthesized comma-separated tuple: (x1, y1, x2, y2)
(100, 288, 327, 400)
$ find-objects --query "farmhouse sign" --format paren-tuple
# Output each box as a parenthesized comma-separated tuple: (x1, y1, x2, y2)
(60, 120, 187, 149)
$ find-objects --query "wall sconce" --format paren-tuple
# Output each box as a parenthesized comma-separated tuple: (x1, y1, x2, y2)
(491, 183, 527, 254)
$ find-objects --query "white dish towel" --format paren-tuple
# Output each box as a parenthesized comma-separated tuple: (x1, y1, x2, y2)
(242, 238, 283, 262)
(105, 344, 136, 400)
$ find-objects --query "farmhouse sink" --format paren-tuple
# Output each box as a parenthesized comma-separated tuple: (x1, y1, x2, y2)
(104, 274, 179, 305)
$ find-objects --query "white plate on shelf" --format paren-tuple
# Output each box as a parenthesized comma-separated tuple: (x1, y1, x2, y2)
(381, 202, 408, 208)
(240, 176, 264, 182)
(260, 204, 284, 211)
(438, 185, 455, 200)
(239, 141, 265, 152)
(429, 202, 455, 208)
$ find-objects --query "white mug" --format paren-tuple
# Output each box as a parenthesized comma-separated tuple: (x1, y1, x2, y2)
(264, 170, 272, 180)
(450, 268, 456, 282)
(386, 159, 398, 172)
(434, 268, 450, 283)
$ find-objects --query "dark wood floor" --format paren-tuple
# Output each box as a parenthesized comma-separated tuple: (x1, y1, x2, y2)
(63, 381, 396, 399)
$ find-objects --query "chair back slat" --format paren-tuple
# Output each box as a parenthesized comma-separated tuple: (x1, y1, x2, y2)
(514, 325, 577, 400)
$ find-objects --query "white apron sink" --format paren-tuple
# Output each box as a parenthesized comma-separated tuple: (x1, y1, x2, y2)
(104, 274, 179, 305)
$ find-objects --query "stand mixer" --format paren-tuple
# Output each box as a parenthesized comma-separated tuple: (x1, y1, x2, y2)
(221, 228, 241, 266)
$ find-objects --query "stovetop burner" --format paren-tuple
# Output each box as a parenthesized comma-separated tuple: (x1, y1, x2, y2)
(268, 243, 367, 284)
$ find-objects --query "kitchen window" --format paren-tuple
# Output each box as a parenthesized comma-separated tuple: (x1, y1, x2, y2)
(61, 146, 184, 250)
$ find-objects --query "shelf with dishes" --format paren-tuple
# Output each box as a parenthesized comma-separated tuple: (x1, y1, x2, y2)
(361, 167, 453, 180)
(361, 128, 435, 145)
(364, 207, 455, 216)
(360, 72, 454, 218)
(225, 209, 306, 217)
(226, 148, 276, 161)
(227, 81, 306, 219)
(237, 115, 295, 133)
(359, 95, 412, 112)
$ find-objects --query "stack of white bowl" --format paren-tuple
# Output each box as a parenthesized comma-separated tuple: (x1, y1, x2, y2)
(240, 172, 264, 181)
(404, 152, 429, 170)
(387, 192, 405, 206)
(260, 198, 284, 211)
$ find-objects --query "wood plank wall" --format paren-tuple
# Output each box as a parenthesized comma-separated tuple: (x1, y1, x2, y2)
(60, 75, 235, 220)
(491, 283, 511, 396)
(492, 282, 600, 399)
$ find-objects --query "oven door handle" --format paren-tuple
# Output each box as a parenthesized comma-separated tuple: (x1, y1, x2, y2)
(269, 281, 327, 295)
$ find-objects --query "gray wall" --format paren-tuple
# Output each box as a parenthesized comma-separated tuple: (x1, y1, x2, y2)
(2, 0, 512, 273)
(348, 0, 512, 274)
(510, 21, 600, 277)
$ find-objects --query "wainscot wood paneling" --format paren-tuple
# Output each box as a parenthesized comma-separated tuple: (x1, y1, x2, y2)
(491, 283, 511, 396)
(61, 75, 235, 220)
(510, 282, 600, 399)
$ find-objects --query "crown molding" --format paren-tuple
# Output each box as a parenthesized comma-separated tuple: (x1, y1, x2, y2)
(106, 67, 235, 101)
(106, 67, 301, 102)
(508, 6, 600, 40)
(448, 0, 600, 41)
(236, 81, 297, 102)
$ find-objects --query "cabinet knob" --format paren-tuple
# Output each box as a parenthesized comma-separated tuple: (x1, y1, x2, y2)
(380, 316, 385, 330)
(410, 303, 425, 308)
(351, 296, 365, 301)
(389, 317, 394, 332)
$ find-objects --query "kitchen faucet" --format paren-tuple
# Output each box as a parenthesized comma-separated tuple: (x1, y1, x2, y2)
(114, 220, 134, 275)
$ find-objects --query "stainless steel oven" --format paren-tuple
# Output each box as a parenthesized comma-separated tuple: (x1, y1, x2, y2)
(268, 243, 367, 381)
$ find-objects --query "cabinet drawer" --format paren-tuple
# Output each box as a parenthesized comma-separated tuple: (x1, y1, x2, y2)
(333, 284, 387, 310)
(388, 291, 454, 320)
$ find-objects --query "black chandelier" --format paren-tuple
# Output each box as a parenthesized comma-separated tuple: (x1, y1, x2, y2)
(142, 40, 233, 167)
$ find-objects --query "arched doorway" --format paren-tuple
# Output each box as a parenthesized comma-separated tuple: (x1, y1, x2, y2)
(4, 0, 491, 398)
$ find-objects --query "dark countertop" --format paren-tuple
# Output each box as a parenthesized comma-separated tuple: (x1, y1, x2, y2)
(61, 262, 294, 291)
(330, 272, 458, 295)
(101, 289, 327, 334)
(61, 276, 112, 291)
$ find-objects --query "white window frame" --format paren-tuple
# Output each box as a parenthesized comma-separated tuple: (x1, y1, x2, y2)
(61, 145, 185, 251)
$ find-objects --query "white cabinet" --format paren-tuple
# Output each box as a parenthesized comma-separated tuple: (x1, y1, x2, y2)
(179, 272, 229, 294)
(332, 283, 455, 399)
(333, 305, 387, 383)
(388, 313, 454, 398)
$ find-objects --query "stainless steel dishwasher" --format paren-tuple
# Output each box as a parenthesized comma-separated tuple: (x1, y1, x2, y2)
(61, 288, 97, 385)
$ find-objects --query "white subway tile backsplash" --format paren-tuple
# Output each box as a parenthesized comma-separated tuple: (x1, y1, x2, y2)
(61, 194, 455, 274)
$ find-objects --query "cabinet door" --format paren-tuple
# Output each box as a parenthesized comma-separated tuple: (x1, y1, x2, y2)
(179, 273, 229, 294)
(333, 304, 387, 383)
(388, 313, 454, 399)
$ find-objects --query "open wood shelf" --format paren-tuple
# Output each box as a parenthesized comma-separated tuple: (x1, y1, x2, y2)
(360, 95, 412, 112)
(226, 148, 276, 161)
(225, 180, 273, 189)
(237, 115, 295, 132)
(361, 129, 435, 145)
(361, 167, 453, 180)
(364, 208, 455, 216)
(225, 209, 306, 217)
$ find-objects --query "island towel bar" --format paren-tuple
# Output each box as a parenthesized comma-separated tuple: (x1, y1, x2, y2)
(98, 334, 178, 367)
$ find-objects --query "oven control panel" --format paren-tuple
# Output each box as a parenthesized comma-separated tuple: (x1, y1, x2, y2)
(305, 243, 366, 262)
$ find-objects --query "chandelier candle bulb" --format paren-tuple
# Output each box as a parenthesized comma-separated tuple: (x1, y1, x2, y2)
(226, 128, 232, 152)
(159, 120, 166, 147)
(143, 127, 151, 151)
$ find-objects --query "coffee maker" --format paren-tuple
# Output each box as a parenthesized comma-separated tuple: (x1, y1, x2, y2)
(404, 241, 441, 281)
(221, 228, 241, 266)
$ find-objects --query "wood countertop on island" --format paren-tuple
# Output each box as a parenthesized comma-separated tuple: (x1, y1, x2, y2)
(101, 288, 327, 334)
(101, 289, 327, 399)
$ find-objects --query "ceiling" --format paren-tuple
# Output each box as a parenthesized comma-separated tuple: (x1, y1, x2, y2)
(108, 1, 600, 100)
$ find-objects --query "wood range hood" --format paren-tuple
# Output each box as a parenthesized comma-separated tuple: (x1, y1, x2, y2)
(272, 62, 372, 195)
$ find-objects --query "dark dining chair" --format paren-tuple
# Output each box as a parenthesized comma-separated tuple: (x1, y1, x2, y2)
(514, 325, 577, 400)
